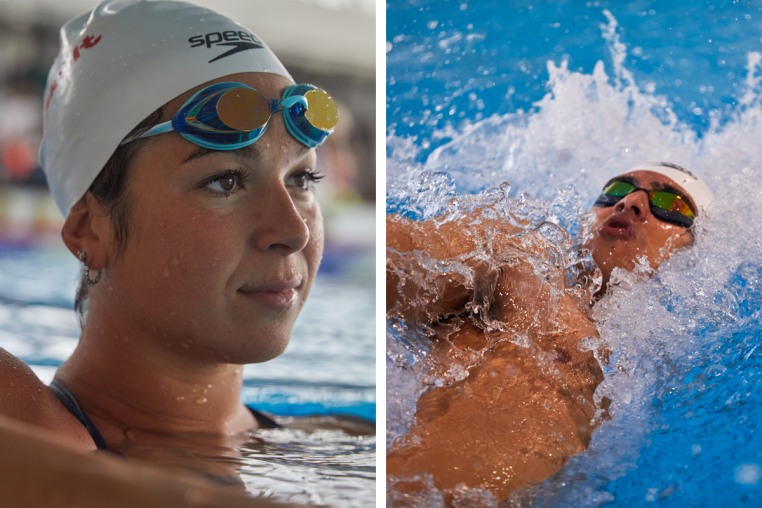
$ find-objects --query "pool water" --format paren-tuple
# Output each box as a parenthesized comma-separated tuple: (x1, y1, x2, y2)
(387, 1, 762, 506)
(0, 243, 375, 507)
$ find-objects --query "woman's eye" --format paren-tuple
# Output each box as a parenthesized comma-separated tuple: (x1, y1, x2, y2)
(288, 170, 324, 191)
(203, 170, 245, 196)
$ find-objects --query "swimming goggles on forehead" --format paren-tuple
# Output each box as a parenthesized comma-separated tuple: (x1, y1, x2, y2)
(121, 81, 339, 150)
(594, 180, 696, 228)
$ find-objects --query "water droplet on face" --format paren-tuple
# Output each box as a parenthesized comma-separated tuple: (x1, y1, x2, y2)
(195, 397, 208, 405)
(175, 395, 185, 402)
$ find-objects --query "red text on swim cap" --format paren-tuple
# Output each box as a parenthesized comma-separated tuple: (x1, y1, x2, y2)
(44, 34, 103, 116)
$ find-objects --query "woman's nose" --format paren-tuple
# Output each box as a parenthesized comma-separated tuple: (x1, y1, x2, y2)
(250, 185, 311, 253)
(615, 190, 650, 221)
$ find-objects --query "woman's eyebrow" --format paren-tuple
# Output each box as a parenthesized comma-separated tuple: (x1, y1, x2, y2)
(182, 145, 262, 164)
(181, 143, 311, 164)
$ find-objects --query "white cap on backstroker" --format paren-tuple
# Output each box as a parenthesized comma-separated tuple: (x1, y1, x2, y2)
(40, 0, 293, 216)
(629, 162, 713, 213)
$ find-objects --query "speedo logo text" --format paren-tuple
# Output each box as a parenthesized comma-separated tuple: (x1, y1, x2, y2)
(188, 31, 264, 63)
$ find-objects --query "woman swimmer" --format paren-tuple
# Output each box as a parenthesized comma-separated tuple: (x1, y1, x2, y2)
(386, 162, 712, 504)
(0, 0, 354, 505)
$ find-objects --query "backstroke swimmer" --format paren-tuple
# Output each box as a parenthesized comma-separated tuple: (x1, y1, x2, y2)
(386, 162, 712, 503)
(0, 0, 367, 505)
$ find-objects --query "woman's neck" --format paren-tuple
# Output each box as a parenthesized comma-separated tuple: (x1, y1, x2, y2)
(54, 323, 256, 447)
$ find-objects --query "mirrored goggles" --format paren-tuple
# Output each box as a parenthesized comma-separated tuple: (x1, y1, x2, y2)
(593, 180, 696, 228)
(121, 81, 339, 150)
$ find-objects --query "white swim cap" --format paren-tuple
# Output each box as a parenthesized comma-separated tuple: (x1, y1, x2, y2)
(627, 162, 714, 213)
(40, 0, 293, 216)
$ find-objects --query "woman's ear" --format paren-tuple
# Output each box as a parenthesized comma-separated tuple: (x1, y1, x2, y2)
(61, 192, 111, 270)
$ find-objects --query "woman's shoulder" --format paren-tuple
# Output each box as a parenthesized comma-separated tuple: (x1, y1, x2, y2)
(276, 414, 376, 436)
(0, 348, 51, 414)
(0, 348, 96, 449)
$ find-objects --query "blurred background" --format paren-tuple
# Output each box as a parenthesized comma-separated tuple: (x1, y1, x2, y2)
(0, 0, 375, 260)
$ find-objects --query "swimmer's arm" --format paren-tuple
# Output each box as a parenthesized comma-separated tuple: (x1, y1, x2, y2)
(386, 215, 500, 325)
(389, 290, 604, 499)
(388, 338, 600, 500)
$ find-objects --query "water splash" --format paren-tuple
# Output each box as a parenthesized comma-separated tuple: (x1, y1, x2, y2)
(388, 7, 762, 506)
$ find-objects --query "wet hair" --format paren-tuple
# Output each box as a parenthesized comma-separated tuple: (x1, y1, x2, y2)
(74, 108, 164, 325)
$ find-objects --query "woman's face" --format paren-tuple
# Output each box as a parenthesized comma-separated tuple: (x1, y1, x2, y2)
(99, 72, 324, 364)
(583, 170, 695, 287)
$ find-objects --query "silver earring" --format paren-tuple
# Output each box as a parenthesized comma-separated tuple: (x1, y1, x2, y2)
(77, 250, 102, 286)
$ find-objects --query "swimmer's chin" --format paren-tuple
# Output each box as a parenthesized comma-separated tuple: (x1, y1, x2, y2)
(211, 334, 291, 365)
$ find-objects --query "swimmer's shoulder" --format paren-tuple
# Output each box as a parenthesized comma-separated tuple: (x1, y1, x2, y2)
(275, 415, 375, 436)
(0, 348, 96, 450)
(0, 348, 52, 416)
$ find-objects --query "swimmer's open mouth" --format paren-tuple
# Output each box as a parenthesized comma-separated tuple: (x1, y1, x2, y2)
(600, 215, 634, 239)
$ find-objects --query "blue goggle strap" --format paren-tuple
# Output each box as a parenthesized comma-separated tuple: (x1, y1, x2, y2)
(282, 84, 333, 148)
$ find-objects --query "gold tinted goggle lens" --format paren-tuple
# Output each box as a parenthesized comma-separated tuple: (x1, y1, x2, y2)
(303, 88, 339, 130)
(216, 87, 338, 132)
(649, 190, 695, 218)
(216, 88, 272, 132)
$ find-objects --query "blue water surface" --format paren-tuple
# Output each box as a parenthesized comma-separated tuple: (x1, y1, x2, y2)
(388, 0, 762, 159)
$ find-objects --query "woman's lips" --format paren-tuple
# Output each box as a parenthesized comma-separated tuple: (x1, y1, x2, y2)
(599, 215, 635, 239)
(237, 280, 301, 310)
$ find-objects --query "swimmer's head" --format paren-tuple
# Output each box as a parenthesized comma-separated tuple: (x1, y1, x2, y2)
(583, 162, 712, 290)
(40, 0, 292, 217)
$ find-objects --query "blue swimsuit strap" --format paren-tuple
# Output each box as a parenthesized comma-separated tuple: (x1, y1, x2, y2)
(49, 380, 281, 451)
(49, 379, 111, 451)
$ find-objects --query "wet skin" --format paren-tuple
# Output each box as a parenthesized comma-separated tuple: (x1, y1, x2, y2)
(583, 170, 695, 289)
(386, 170, 697, 502)
(386, 214, 602, 502)
(80, 71, 324, 367)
